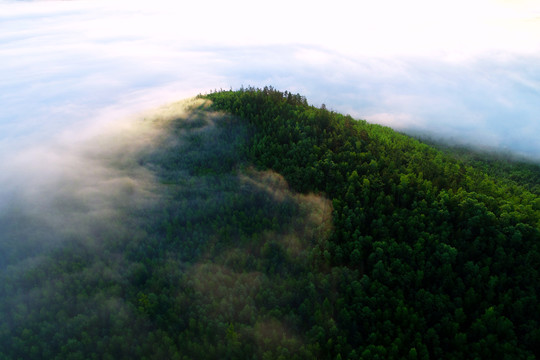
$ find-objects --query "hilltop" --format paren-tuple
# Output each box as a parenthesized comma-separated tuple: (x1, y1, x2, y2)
(0, 88, 538, 359)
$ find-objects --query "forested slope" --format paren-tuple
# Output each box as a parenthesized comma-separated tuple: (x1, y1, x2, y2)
(203, 87, 540, 359)
(0, 88, 538, 359)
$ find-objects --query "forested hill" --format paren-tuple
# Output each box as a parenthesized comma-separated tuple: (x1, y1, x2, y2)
(0, 88, 538, 359)
(202, 88, 540, 359)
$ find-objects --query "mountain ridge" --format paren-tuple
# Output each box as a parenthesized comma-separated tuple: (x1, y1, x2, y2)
(0, 88, 538, 359)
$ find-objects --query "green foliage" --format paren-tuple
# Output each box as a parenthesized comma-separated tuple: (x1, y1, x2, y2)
(202, 87, 540, 359)
(0, 87, 539, 359)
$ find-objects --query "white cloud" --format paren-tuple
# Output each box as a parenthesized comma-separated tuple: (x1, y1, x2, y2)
(0, 0, 539, 160)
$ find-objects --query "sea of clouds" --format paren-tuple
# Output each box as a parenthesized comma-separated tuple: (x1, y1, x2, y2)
(1, 0, 540, 160)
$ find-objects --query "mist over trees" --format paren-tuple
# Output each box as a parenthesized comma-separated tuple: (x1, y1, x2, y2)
(0, 88, 539, 359)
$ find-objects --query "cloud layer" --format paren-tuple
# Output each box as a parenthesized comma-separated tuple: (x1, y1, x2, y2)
(1, 0, 539, 159)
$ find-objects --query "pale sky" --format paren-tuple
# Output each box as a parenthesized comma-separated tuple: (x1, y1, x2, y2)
(1, 0, 540, 157)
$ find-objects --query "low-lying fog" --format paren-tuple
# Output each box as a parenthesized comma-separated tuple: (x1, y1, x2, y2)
(2, 0, 539, 160)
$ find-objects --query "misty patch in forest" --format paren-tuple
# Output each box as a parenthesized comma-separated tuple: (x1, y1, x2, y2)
(0, 96, 333, 358)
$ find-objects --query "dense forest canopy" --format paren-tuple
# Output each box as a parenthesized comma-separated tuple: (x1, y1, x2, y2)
(0, 88, 539, 359)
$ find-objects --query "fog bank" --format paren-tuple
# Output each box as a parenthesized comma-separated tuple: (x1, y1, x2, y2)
(0, 96, 336, 357)
(2, 0, 539, 161)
